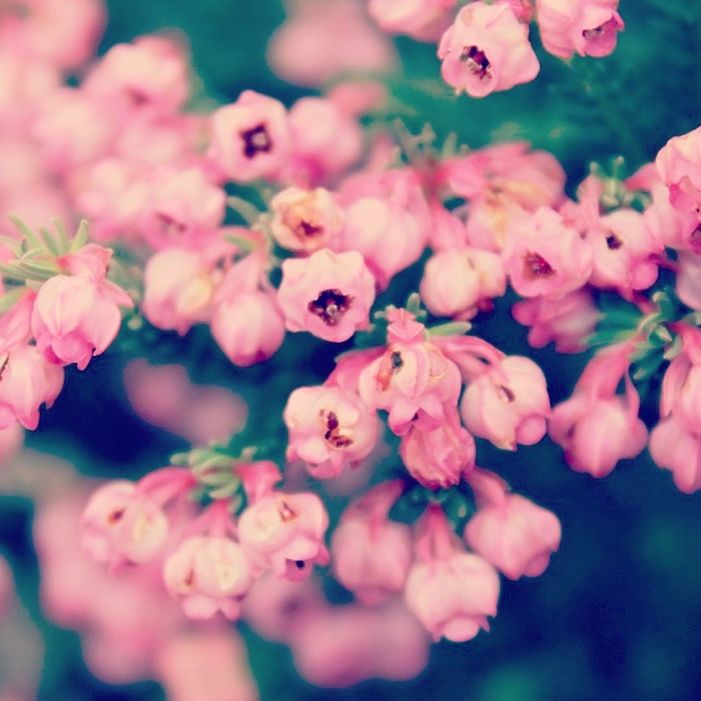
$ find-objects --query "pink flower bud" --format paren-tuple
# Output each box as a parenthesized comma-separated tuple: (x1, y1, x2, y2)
(210, 255, 286, 366)
(536, 0, 624, 60)
(512, 289, 600, 353)
(31, 247, 133, 370)
(655, 125, 701, 213)
(465, 471, 561, 579)
(284, 385, 379, 478)
(404, 507, 499, 642)
(288, 97, 363, 184)
(420, 247, 506, 319)
(460, 356, 549, 450)
(369, 0, 457, 42)
(438, 1, 539, 97)
(400, 405, 475, 488)
(238, 492, 329, 581)
(81, 480, 169, 565)
(136, 167, 225, 250)
(549, 392, 647, 478)
(163, 536, 256, 620)
(212, 289, 286, 367)
(504, 207, 593, 297)
(266, 0, 396, 88)
(358, 311, 462, 435)
(270, 186, 344, 253)
(278, 248, 376, 342)
(649, 416, 701, 494)
(340, 196, 429, 289)
(331, 482, 413, 603)
(155, 629, 259, 701)
(0, 345, 64, 430)
(142, 248, 216, 335)
(84, 35, 190, 116)
(208, 90, 291, 182)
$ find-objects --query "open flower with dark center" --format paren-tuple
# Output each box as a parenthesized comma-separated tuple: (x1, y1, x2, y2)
(503, 206, 592, 297)
(270, 186, 343, 253)
(278, 248, 376, 342)
(209, 89, 291, 182)
(284, 385, 379, 478)
(238, 492, 330, 582)
(437, 1, 539, 97)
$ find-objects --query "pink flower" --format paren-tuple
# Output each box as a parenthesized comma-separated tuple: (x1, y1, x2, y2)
(212, 289, 285, 366)
(266, 0, 396, 88)
(136, 167, 225, 250)
(331, 482, 413, 604)
(512, 289, 600, 353)
(0, 0, 105, 72)
(438, 1, 539, 97)
(208, 90, 291, 182)
(163, 536, 256, 620)
(0, 345, 64, 430)
(339, 195, 429, 289)
(420, 247, 506, 319)
(655, 126, 701, 212)
(464, 469, 561, 579)
(283, 385, 379, 478)
(84, 35, 190, 116)
(288, 97, 363, 184)
(270, 186, 344, 253)
(369, 0, 457, 42)
(32, 88, 115, 174)
(0, 422, 23, 467)
(81, 481, 170, 566)
(210, 254, 286, 366)
(31, 244, 133, 370)
(536, 0, 624, 60)
(587, 209, 662, 293)
(278, 248, 376, 342)
(237, 492, 329, 581)
(503, 207, 592, 297)
(675, 251, 701, 310)
(155, 629, 259, 701)
(549, 345, 647, 477)
(404, 506, 499, 642)
(649, 416, 701, 494)
(142, 248, 217, 335)
(71, 158, 147, 243)
(460, 355, 550, 450)
(400, 405, 475, 488)
(358, 310, 462, 435)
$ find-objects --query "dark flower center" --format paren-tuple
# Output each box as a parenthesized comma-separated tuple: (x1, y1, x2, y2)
(460, 46, 492, 80)
(605, 232, 623, 250)
(307, 289, 353, 326)
(322, 410, 353, 449)
(240, 123, 273, 159)
(523, 252, 555, 279)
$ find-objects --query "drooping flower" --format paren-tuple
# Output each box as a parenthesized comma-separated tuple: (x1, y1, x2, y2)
(536, 0, 624, 60)
(404, 506, 500, 642)
(284, 385, 379, 478)
(464, 468, 561, 579)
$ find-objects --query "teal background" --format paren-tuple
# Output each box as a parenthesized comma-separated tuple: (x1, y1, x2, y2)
(2, 1, 701, 700)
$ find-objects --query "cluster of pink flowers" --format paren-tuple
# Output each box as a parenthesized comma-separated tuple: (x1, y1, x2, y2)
(365, 0, 624, 96)
(4, 0, 701, 696)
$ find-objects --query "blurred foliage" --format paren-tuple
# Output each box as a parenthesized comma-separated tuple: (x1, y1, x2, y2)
(2, 1, 701, 700)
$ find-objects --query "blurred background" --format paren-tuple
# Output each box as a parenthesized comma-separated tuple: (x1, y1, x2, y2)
(2, 1, 701, 700)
